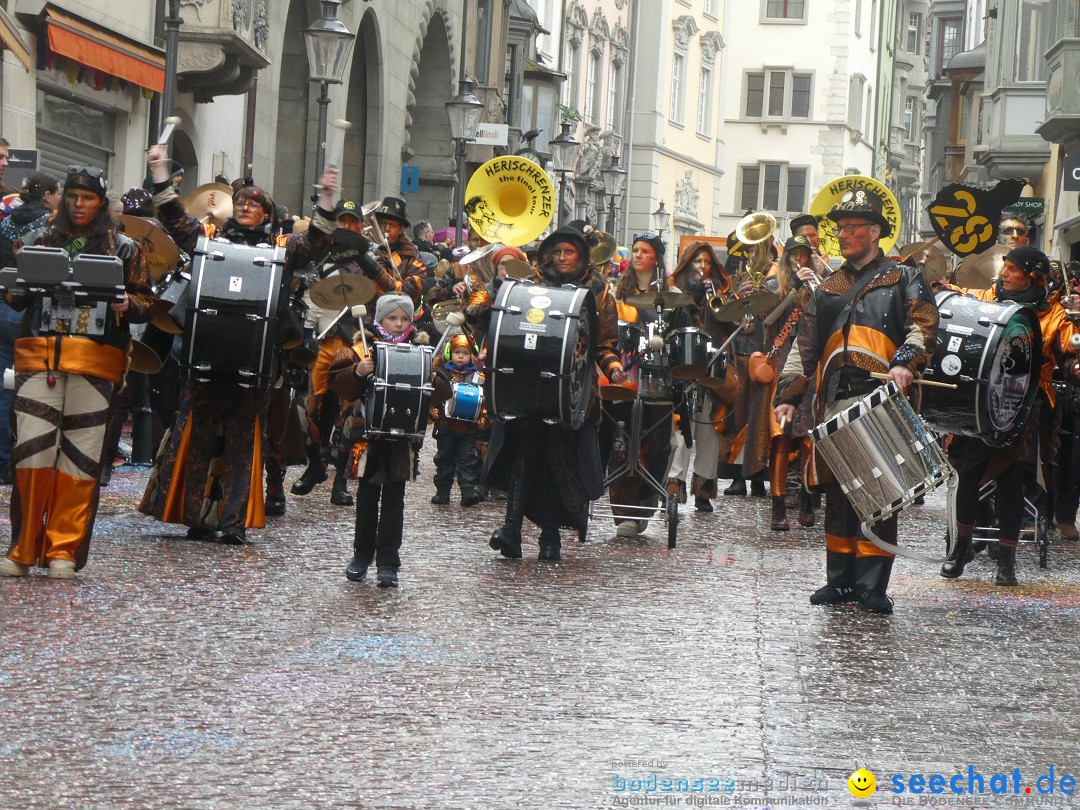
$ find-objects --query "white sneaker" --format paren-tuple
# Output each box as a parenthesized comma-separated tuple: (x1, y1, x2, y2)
(615, 522, 640, 537)
(0, 557, 29, 577)
(46, 559, 76, 580)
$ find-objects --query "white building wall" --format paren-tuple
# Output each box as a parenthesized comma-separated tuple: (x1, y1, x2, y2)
(718, 0, 880, 239)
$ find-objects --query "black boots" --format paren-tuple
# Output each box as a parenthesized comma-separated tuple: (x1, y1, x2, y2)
(723, 479, 746, 496)
(291, 446, 327, 495)
(461, 489, 483, 507)
(995, 544, 1018, 586)
(809, 551, 857, 606)
(770, 496, 790, 532)
(940, 533, 974, 579)
(265, 463, 287, 516)
(750, 479, 767, 498)
(797, 490, 815, 527)
(431, 489, 451, 505)
(330, 453, 354, 506)
(538, 528, 561, 561)
(694, 497, 713, 512)
(345, 553, 370, 581)
(854, 555, 895, 614)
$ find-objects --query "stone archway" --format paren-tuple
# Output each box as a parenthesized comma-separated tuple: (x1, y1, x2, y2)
(272, 0, 314, 213)
(404, 8, 455, 227)
(342, 9, 382, 202)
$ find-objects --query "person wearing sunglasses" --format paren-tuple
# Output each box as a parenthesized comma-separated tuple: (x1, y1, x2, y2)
(0, 165, 154, 580)
(935, 246, 1080, 586)
(998, 216, 1030, 249)
(138, 145, 337, 545)
(773, 187, 938, 614)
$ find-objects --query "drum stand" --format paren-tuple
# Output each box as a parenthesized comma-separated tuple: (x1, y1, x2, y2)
(972, 481, 1049, 569)
(592, 388, 681, 549)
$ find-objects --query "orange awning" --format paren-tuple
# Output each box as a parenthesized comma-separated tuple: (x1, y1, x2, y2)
(45, 6, 165, 93)
(0, 8, 31, 71)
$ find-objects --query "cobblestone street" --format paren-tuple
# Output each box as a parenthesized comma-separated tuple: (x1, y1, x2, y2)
(2, 445, 1079, 809)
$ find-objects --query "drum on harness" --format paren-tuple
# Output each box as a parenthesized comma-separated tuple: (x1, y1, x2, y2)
(181, 236, 285, 389)
(445, 372, 485, 422)
(920, 290, 1042, 447)
(810, 381, 954, 527)
(486, 278, 597, 428)
(364, 343, 435, 440)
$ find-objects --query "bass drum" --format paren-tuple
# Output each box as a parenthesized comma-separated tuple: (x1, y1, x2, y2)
(364, 343, 435, 440)
(921, 290, 1042, 447)
(487, 278, 597, 428)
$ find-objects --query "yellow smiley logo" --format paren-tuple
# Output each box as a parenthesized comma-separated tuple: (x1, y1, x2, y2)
(525, 308, 545, 324)
(847, 768, 876, 798)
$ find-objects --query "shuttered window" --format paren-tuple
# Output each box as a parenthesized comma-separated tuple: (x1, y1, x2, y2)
(36, 90, 115, 181)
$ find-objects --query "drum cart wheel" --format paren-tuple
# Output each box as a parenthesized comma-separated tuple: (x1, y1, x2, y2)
(972, 481, 1048, 569)
(666, 495, 679, 549)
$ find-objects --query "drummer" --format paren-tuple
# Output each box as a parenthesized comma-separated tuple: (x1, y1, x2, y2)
(667, 241, 732, 512)
(774, 188, 938, 614)
(938, 246, 1079, 586)
(139, 144, 337, 544)
(604, 232, 689, 537)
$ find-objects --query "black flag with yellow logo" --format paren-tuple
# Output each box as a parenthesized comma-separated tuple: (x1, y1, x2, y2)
(927, 179, 1025, 257)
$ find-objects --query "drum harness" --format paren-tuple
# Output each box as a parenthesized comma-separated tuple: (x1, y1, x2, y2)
(814, 262, 961, 564)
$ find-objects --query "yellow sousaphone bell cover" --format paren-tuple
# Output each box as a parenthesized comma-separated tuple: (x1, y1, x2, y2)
(464, 155, 555, 246)
(810, 175, 900, 259)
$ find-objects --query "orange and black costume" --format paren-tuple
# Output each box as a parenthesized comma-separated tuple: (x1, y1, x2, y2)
(139, 184, 333, 540)
(7, 227, 153, 571)
(776, 251, 937, 609)
(429, 336, 485, 505)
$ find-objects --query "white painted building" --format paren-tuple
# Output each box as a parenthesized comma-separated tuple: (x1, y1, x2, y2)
(716, 0, 887, 243)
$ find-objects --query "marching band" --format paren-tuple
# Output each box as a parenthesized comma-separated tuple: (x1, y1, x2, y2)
(0, 141, 1076, 612)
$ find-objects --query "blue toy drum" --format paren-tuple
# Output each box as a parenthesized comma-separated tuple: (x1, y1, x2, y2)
(446, 380, 484, 421)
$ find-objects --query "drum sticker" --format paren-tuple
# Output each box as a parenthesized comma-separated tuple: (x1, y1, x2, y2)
(945, 324, 973, 335)
(229, 276, 243, 292)
(947, 336, 963, 353)
(518, 322, 547, 334)
(524, 333, 537, 350)
(525, 307, 545, 324)
(530, 296, 552, 309)
(940, 355, 962, 376)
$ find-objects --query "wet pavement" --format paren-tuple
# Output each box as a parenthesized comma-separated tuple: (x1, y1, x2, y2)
(2, 445, 1080, 809)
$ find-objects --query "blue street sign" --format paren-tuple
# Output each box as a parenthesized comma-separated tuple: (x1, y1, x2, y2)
(400, 165, 420, 194)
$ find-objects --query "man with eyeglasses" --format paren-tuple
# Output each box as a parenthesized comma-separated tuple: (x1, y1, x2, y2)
(998, 216, 1030, 249)
(773, 188, 938, 614)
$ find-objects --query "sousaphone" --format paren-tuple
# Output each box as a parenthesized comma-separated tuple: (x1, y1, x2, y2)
(464, 155, 555, 246)
(810, 175, 900, 259)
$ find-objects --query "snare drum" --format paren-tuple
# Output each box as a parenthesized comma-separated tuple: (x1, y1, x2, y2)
(921, 291, 1042, 447)
(446, 376, 484, 421)
(617, 320, 644, 355)
(810, 382, 954, 525)
(666, 327, 710, 380)
(364, 343, 435, 439)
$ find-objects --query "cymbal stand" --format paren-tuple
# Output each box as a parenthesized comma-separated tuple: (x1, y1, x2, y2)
(703, 318, 749, 376)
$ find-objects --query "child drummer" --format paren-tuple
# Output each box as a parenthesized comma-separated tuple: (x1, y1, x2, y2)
(429, 332, 486, 507)
(328, 293, 439, 587)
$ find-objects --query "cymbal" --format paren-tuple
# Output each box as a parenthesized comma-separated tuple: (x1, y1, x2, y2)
(710, 291, 780, 322)
(502, 259, 534, 280)
(626, 290, 694, 310)
(184, 183, 234, 228)
(119, 215, 179, 281)
(309, 273, 376, 309)
(954, 244, 1009, 290)
(460, 242, 500, 265)
(899, 240, 949, 284)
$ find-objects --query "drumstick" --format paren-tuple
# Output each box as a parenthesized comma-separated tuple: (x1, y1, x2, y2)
(157, 116, 181, 146)
(779, 414, 788, 430)
(327, 119, 351, 170)
(870, 371, 958, 389)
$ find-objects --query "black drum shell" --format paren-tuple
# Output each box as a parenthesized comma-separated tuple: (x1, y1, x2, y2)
(920, 290, 1042, 447)
(363, 343, 434, 439)
(486, 279, 597, 428)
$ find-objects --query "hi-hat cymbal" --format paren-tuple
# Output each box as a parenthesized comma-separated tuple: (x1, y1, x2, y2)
(954, 244, 1009, 290)
(502, 259, 534, 280)
(460, 242, 500, 265)
(309, 273, 376, 309)
(899, 240, 949, 284)
(710, 291, 779, 322)
(184, 183, 234, 227)
(626, 290, 694, 310)
(120, 215, 179, 281)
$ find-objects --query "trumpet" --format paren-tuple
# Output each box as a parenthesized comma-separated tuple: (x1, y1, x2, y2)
(359, 200, 399, 281)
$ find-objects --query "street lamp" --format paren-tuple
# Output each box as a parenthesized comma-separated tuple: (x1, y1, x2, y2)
(653, 200, 670, 242)
(549, 121, 580, 227)
(303, 0, 355, 200)
(446, 77, 484, 248)
(602, 153, 627, 235)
